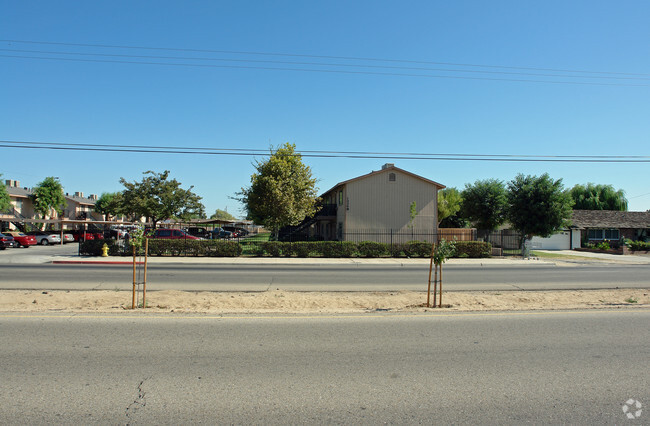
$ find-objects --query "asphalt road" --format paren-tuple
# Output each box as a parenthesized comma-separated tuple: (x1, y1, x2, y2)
(0, 310, 648, 424)
(0, 262, 649, 291)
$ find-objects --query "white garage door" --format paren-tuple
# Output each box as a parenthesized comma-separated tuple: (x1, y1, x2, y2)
(529, 231, 571, 250)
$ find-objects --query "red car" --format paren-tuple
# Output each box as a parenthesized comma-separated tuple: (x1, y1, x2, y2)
(150, 229, 200, 240)
(3, 232, 37, 248)
(69, 229, 96, 242)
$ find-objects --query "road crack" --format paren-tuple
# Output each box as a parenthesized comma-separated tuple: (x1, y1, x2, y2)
(125, 376, 150, 423)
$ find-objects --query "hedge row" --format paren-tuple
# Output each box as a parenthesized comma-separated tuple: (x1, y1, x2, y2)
(79, 239, 243, 257)
(80, 239, 491, 258)
(627, 240, 650, 251)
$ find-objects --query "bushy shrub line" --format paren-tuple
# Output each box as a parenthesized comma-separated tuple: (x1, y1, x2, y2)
(80, 239, 243, 257)
(81, 239, 491, 258)
(626, 240, 650, 251)
(253, 240, 491, 258)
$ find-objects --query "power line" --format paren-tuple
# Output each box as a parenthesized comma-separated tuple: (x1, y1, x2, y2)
(3, 38, 649, 77)
(3, 54, 647, 87)
(1, 140, 649, 163)
(2, 48, 649, 82)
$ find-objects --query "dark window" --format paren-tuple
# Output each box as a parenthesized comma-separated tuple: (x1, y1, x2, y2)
(338, 190, 343, 205)
(389, 173, 396, 182)
(588, 229, 619, 240)
(158, 230, 171, 237)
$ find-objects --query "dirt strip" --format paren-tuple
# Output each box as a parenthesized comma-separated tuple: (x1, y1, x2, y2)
(1, 289, 648, 314)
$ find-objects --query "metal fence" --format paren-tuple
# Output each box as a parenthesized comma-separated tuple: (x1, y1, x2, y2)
(84, 228, 525, 257)
(278, 228, 524, 256)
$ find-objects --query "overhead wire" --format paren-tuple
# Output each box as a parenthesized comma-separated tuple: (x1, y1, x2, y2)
(3, 39, 649, 77)
(1, 140, 649, 163)
(2, 48, 649, 82)
(2, 40, 649, 86)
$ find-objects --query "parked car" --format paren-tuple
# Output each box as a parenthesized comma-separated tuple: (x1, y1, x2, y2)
(208, 227, 232, 239)
(3, 231, 37, 248)
(46, 231, 75, 243)
(185, 227, 211, 238)
(0, 233, 17, 248)
(67, 229, 96, 242)
(223, 226, 248, 237)
(89, 230, 105, 240)
(150, 229, 201, 240)
(25, 231, 62, 245)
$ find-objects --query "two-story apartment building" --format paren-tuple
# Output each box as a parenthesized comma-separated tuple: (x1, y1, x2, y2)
(297, 164, 445, 242)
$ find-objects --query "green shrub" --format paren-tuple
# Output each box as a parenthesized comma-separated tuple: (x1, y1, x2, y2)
(596, 241, 611, 251)
(406, 241, 433, 258)
(208, 241, 243, 257)
(79, 240, 120, 256)
(357, 241, 389, 257)
(319, 241, 358, 257)
(260, 241, 284, 257)
(284, 242, 315, 257)
(453, 241, 491, 258)
(628, 240, 650, 251)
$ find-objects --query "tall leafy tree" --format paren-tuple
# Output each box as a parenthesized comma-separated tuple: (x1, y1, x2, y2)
(437, 188, 462, 226)
(210, 208, 236, 221)
(94, 192, 123, 221)
(0, 175, 10, 213)
(119, 170, 205, 227)
(460, 179, 508, 231)
(32, 176, 66, 219)
(507, 173, 574, 245)
(236, 143, 319, 238)
(570, 183, 628, 211)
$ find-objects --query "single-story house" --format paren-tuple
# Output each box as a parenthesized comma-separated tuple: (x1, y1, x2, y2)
(285, 163, 445, 243)
(570, 210, 650, 243)
(529, 210, 650, 250)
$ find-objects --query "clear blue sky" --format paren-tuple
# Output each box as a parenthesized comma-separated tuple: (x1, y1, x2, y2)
(2, 1, 649, 217)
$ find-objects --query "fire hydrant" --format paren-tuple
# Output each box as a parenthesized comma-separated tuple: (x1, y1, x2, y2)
(101, 243, 109, 257)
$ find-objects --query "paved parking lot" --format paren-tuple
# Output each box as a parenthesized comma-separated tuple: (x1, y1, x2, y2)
(0, 243, 80, 264)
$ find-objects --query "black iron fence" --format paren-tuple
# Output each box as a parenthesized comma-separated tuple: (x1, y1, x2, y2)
(80, 229, 525, 257)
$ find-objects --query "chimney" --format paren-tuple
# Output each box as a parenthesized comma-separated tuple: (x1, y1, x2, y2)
(381, 163, 395, 170)
(90, 194, 98, 200)
(74, 192, 84, 198)
(14, 180, 19, 187)
(5, 180, 13, 187)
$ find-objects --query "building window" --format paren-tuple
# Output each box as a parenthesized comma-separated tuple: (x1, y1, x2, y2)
(588, 229, 619, 240)
(389, 173, 396, 182)
(338, 190, 343, 205)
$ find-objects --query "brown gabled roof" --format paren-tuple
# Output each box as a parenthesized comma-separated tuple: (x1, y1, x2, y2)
(571, 210, 650, 229)
(321, 164, 445, 196)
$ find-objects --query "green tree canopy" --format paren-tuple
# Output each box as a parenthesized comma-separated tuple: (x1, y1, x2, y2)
(437, 188, 462, 226)
(32, 176, 66, 219)
(210, 208, 236, 221)
(94, 192, 123, 221)
(460, 179, 508, 231)
(570, 183, 628, 211)
(236, 143, 319, 238)
(506, 173, 574, 242)
(119, 170, 205, 227)
(0, 175, 10, 213)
